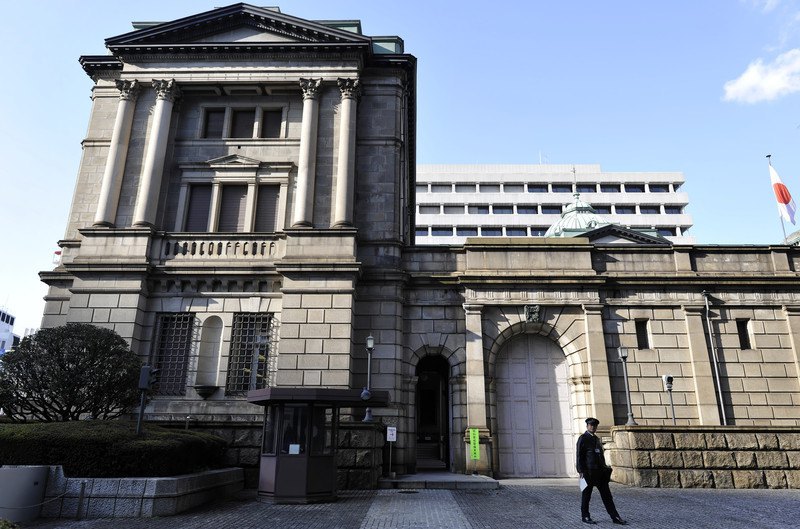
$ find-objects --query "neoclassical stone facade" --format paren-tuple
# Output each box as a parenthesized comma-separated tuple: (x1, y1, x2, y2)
(42, 4, 800, 484)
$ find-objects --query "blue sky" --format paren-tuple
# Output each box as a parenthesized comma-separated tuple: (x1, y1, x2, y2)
(2, 0, 800, 332)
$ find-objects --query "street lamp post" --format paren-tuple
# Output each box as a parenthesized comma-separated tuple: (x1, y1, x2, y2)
(617, 347, 638, 426)
(361, 334, 375, 422)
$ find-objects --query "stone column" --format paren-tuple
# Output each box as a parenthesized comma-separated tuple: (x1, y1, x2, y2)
(782, 306, 800, 388)
(94, 80, 140, 227)
(332, 78, 360, 227)
(291, 78, 322, 227)
(582, 305, 615, 428)
(463, 304, 490, 473)
(133, 79, 180, 227)
(683, 305, 722, 425)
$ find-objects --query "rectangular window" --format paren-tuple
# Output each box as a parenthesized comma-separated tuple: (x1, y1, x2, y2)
(635, 320, 650, 349)
(230, 109, 256, 138)
(657, 227, 676, 236)
(260, 109, 283, 138)
(673, 183, 682, 191)
(431, 227, 453, 236)
(185, 184, 212, 232)
(415, 227, 429, 236)
(541, 205, 562, 214)
(254, 185, 279, 232)
(528, 184, 548, 193)
(217, 185, 248, 232)
(493, 205, 513, 214)
(479, 184, 500, 193)
(576, 184, 596, 193)
(455, 184, 475, 193)
(503, 184, 524, 193)
(594, 205, 611, 214)
(416, 184, 428, 193)
(506, 227, 527, 236)
(226, 313, 275, 395)
(600, 184, 620, 193)
(737, 320, 752, 349)
(649, 184, 670, 193)
(481, 227, 502, 236)
(615, 205, 635, 214)
(664, 205, 683, 214)
(530, 227, 547, 236)
(551, 184, 572, 193)
(443, 205, 464, 214)
(626, 184, 645, 193)
(517, 205, 538, 214)
(431, 184, 451, 193)
(152, 313, 194, 396)
(640, 205, 661, 214)
(468, 205, 490, 214)
(419, 205, 440, 214)
(203, 109, 225, 138)
(456, 226, 478, 236)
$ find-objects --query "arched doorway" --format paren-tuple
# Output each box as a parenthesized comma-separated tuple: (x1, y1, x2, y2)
(495, 334, 574, 477)
(415, 355, 450, 470)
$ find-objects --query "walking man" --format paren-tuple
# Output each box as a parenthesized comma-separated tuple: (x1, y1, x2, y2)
(576, 417, 627, 525)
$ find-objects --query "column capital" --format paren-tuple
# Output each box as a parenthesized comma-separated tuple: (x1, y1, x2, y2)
(582, 303, 605, 315)
(299, 78, 323, 100)
(115, 79, 140, 101)
(152, 79, 180, 102)
(682, 304, 706, 315)
(337, 78, 361, 100)
(463, 304, 483, 315)
(783, 305, 800, 315)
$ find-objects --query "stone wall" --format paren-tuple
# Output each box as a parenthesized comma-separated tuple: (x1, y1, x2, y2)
(606, 426, 800, 489)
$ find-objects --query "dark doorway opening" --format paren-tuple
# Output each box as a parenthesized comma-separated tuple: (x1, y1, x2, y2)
(415, 355, 450, 470)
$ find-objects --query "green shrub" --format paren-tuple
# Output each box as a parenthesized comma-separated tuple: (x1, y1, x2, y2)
(0, 520, 20, 529)
(0, 421, 228, 477)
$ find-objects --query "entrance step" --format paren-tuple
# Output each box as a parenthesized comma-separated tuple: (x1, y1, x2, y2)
(378, 471, 499, 490)
(416, 458, 447, 470)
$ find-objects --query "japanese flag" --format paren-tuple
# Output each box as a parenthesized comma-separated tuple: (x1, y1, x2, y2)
(769, 164, 796, 225)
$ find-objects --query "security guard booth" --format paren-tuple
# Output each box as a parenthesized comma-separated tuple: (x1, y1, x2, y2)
(248, 387, 389, 503)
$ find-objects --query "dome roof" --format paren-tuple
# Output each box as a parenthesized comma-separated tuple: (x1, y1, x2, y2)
(545, 193, 610, 237)
(785, 228, 800, 246)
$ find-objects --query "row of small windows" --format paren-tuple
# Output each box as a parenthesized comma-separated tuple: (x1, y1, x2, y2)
(417, 226, 682, 237)
(417, 182, 679, 194)
(202, 107, 284, 139)
(417, 204, 684, 215)
(183, 184, 279, 232)
(0, 312, 14, 326)
(634, 318, 753, 351)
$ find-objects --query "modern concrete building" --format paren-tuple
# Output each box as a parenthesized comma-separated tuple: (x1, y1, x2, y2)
(415, 164, 693, 244)
(0, 309, 19, 354)
(41, 3, 800, 488)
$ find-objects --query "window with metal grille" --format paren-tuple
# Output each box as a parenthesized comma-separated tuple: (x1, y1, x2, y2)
(226, 313, 278, 395)
(152, 313, 195, 396)
(254, 185, 279, 232)
(217, 185, 248, 232)
(185, 184, 211, 232)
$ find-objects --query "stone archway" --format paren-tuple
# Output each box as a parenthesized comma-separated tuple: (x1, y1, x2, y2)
(495, 333, 575, 477)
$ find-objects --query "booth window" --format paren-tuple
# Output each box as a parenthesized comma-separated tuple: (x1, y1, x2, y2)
(262, 405, 277, 455)
(310, 406, 335, 455)
(281, 404, 308, 454)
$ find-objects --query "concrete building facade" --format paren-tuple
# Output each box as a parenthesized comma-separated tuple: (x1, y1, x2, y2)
(41, 4, 800, 484)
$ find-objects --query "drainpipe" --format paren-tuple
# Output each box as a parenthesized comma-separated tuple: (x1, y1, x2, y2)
(702, 290, 727, 425)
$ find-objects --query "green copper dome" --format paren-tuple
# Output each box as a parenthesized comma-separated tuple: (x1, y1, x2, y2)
(545, 193, 610, 237)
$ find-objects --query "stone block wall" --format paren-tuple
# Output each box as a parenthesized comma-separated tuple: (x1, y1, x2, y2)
(337, 422, 385, 490)
(606, 426, 800, 489)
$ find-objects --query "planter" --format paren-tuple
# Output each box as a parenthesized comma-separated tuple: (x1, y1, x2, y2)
(0, 465, 50, 523)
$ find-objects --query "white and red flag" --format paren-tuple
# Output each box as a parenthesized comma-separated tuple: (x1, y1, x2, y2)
(768, 161, 796, 225)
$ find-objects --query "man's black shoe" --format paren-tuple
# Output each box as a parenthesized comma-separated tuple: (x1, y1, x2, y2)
(612, 517, 628, 525)
(582, 517, 597, 525)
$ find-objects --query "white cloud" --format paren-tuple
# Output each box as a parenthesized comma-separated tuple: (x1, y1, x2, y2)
(723, 48, 800, 103)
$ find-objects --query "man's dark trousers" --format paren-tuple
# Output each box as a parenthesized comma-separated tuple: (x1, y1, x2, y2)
(581, 471, 620, 519)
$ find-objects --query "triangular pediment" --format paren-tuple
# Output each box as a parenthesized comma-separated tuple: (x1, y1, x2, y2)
(206, 154, 262, 168)
(106, 3, 371, 48)
(582, 224, 671, 245)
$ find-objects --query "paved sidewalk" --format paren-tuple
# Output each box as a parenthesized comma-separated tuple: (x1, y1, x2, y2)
(24, 482, 800, 529)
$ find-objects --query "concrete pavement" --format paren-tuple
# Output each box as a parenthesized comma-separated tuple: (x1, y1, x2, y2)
(24, 480, 800, 528)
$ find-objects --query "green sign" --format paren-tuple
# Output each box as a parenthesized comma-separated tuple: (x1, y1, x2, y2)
(469, 428, 480, 460)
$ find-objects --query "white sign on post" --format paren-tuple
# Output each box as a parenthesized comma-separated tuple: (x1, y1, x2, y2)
(387, 426, 397, 442)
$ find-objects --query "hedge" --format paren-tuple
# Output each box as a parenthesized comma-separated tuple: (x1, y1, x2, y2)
(0, 421, 228, 477)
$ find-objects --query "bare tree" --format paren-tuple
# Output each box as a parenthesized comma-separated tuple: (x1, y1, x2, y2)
(0, 324, 140, 421)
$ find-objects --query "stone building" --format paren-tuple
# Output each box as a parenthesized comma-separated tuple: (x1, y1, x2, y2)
(42, 3, 800, 485)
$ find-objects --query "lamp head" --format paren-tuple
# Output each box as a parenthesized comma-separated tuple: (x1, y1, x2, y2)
(617, 346, 629, 360)
(366, 334, 374, 351)
(360, 387, 371, 401)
